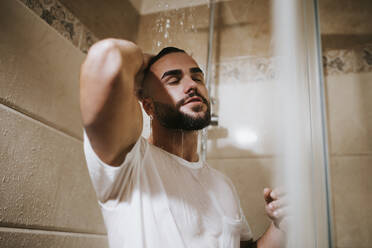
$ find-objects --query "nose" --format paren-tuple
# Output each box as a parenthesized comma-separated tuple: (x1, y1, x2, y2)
(182, 75, 198, 94)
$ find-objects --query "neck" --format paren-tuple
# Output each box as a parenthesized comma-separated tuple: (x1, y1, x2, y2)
(149, 120, 199, 162)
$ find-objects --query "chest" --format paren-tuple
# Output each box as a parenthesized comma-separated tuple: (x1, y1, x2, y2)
(151, 161, 241, 236)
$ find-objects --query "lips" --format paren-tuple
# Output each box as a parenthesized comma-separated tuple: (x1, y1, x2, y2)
(184, 96, 203, 105)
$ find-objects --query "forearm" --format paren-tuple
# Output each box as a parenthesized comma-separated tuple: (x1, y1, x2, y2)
(81, 39, 142, 122)
(80, 39, 144, 165)
(256, 222, 286, 248)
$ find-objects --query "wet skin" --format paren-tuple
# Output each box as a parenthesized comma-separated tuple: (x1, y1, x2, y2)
(142, 52, 210, 122)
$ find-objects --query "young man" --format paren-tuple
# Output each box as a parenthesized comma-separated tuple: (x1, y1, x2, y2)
(80, 39, 287, 248)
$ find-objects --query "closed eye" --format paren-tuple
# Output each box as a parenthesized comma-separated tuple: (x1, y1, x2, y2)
(167, 79, 180, 85)
(192, 77, 204, 83)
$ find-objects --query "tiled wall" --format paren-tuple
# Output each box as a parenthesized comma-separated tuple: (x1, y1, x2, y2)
(19, 0, 99, 53)
(0, 0, 107, 246)
(3, 0, 372, 246)
(325, 70, 372, 247)
(58, 0, 140, 42)
(319, 1, 372, 247)
(137, 4, 210, 66)
(18, 0, 139, 53)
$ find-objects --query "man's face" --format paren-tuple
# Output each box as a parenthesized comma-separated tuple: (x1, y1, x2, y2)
(144, 52, 211, 130)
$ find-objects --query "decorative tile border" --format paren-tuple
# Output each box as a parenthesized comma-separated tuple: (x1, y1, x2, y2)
(213, 56, 276, 83)
(322, 44, 372, 75)
(214, 43, 372, 84)
(19, 0, 99, 53)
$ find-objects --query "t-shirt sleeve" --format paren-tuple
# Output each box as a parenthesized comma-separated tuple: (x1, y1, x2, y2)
(83, 130, 145, 208)
(240, 207, 253, 241)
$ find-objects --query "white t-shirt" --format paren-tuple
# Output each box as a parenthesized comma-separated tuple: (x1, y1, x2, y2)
(84, 133, 252, 248)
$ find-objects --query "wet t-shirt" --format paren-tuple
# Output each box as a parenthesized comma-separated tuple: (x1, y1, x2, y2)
(84, 132, 252, 248)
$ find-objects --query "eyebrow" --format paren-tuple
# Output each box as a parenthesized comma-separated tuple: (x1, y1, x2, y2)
(190, 67, 204, 75)
(161, 69, 182, 79)
(161, 67, 204, 79)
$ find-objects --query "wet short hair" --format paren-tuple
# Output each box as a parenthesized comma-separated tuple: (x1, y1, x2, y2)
(137, 47, 186, 100)
(147, 46, 186, 70)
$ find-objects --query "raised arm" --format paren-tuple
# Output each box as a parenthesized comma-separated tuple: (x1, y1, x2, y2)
(80, 39, 145, 166)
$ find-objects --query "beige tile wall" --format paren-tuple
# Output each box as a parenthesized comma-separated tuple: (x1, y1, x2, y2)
(0, 0, 108, 246)
(18, 0, 99, 53)
(0, 227, 107, 248)
(136, 4, 210, 66)
(325, 72, 372, 248)
(319, 0, 372, 50)
(58, 0, 140, 41)
(326, 72, 372, 156)
(215, 0, 273, 59)
(8, 0, 371, 246)
(320, 2, 372, 247)
(320, 1, 372, 246)
(0, 105, 104, 234)
(0, 0, 84, 140)
(136, 0, 274, 62)
(330, 156, 372, 248)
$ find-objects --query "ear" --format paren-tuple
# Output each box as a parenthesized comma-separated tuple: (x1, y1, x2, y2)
(141, 97, 154, 118)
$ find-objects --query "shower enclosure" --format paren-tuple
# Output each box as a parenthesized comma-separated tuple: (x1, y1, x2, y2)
(137, 0, 332, 246)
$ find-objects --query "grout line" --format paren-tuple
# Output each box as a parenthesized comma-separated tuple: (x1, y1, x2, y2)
(330, 153, 372, 158)
(0, 102, 83, 143)
(0, 226, 107, 238)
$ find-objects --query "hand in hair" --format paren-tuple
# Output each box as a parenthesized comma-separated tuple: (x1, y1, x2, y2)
(134, 53, 154, 98)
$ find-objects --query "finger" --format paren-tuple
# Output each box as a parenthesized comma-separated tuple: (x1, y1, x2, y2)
(266, 203, 292, 221)
(265, 203, 276, 220)
(267, 198, 289, 212)
(270, 187, 286, 200)
(263, 188, 273, 204)
(272, 206, 290, 220)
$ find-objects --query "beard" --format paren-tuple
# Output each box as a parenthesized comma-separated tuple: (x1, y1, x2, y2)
(152, 93, 211, 131)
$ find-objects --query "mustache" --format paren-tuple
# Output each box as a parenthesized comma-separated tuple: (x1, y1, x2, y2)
(176, 92, 209, 109)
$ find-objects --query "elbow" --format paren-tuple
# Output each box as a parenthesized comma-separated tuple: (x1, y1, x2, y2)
(81, 38, 142, 89)
(81, 39, 124, 87)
